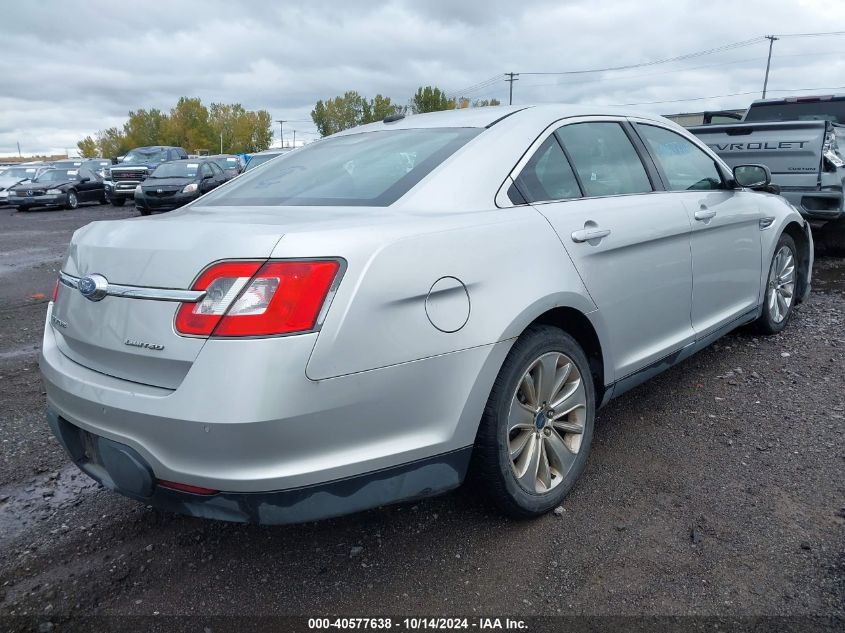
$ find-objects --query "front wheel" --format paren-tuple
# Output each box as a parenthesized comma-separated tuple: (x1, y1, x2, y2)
(65, 190, 78, 210)
(755, 233, 798, 335)
(110, 197, 126, 207)
(473, 325, 595, 518)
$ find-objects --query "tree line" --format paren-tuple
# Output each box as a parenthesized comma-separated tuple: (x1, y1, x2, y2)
(77, 86, 501, 158)
(77, 98, 274, 158)
(311, 86, 500, 137)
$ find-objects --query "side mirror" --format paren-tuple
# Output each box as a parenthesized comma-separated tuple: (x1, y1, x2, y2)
(79, 176, 90, 183)
(733, 164, 771, 190)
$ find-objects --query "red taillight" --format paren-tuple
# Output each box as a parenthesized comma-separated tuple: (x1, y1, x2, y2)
(174, 259, 341, 337)
(51, 279, 59, 302)
(157, 480, 219, 495)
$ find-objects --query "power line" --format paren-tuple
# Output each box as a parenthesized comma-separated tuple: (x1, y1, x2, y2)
(520, 37, 765, 76)
(773, 30, 845, 38)
(613, 85, 845, 107)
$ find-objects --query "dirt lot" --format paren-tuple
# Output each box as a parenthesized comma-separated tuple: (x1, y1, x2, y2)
(0, 203, 842, 629)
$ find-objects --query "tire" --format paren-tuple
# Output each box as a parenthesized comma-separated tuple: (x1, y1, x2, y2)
(65, 190, 78, 210)
(16, 206, 30, 213)
(473, 325, 595, 518)
(138, 207, 151, 216)
(99, 192, 109, 205)
(111, 197, 126, 207)
(821, 218, 845, 257)
(755, 233, 798, 335)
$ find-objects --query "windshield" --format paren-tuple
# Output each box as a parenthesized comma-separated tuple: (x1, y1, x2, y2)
(3, 167, 40, 179)
(123, 149, 170, 163)
(150, 162, 200, 178)
(34, 169, 78, 183)
(205, 128, 480, 207)
(744, 100, 845, 124)
(215, 157, 240, 170)
(244, 153, 280, 171)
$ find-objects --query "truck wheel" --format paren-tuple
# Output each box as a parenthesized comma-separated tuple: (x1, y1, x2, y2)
(111, 197, 126, 207)
(821, 218, 845, 257)
(473, 325, 595, 518)
(755, 233, 798, 335)
(65, 190, 79, 210)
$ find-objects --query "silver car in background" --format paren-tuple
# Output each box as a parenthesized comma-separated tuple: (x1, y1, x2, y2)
(41, 105, 812, 523)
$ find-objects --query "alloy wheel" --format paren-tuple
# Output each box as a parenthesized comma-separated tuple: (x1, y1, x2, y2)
(507, 352, 587, 494)
(767, 245, 795, 323)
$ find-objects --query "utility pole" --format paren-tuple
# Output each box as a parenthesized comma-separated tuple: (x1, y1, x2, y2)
(276, 119, 286, 149)
(505, 72, 519, 105)
(762, 35, 779, 99)
(17, 141, 21, 158)
(292, 129, 296, 148)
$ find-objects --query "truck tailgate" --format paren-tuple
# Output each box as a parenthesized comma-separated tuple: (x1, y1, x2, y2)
(689, 120, 827, 189)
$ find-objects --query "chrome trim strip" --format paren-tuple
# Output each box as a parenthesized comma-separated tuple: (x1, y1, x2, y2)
(59, 272, 205, 303)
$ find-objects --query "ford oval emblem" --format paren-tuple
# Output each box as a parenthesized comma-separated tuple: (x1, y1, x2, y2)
(78, 274, 109, 302)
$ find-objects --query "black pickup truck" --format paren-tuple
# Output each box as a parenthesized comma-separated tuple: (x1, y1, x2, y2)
(106, 146, 188, 206)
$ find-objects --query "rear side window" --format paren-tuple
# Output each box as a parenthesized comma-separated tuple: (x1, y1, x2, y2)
(513, 136, 581, 203)
(203, 128, 481, 207)
(556, 122, 652, 197)
(636, 124, 724, 191)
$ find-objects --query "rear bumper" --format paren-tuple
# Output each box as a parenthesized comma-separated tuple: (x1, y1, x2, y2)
(39, 303, 509, 520)
(780, 190, 843, 221)
(47, 411, 471, 524)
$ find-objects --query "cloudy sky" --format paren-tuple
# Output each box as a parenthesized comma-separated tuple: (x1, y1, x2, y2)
(1, 0, 844, 156)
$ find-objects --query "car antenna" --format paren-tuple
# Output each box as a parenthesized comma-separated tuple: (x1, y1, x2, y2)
(383, 113, 405, 123)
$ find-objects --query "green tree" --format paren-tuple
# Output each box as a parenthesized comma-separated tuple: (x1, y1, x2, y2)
(311, 91, 372, 136)
(96, 127, 131, 159)
(76, 136, 98, 158)
(163, 97, 214, 153)
(123, 108, 168, 148)
(210, 103, 273, 153)
(364, 94, 400, 123)
(410, 86, 455, 114)
(473, 98, 501, 107)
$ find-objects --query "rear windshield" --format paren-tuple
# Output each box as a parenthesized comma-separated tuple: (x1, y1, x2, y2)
(744, 100, 845, 124)
(150, 162, 200, 178)
(3, 167, 39, 179)
(204, 128, 480, 207)
(215, 157, 239, 169)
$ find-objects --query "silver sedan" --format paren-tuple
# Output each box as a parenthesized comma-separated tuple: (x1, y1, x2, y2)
(41, 105, 812, 523)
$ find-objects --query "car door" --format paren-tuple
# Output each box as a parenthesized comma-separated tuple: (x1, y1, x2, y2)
(511, 118, 695, 380)
(633, 122, 763, 336)
(76, 168, 100, 202)
(199, 163, 215, 193)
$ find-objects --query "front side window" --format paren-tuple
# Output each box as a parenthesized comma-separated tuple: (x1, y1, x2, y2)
(203, 128, 481, 207)
(513, 135, 581, 203)
(556, 122, 652, 197)
(636, 124, 724, 191)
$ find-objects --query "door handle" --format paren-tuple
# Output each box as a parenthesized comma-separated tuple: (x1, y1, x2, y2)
(694, 208, 717, 221)
(571, 227, 611, 243)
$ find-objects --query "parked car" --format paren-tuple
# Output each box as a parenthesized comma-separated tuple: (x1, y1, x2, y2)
(0, 164, 52, 205)
(8, 166, 107, 211)
(243, 148, 290, 171)
(208, 154, 245, 179)
(106, 146, 189, 206)
(42, 105, 812, 524)
(134, 158, 228, 215)
(689, 94, 845, 254)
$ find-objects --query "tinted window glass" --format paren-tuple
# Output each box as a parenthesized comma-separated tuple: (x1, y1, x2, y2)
(743, 100, 845, 124)
(556, 123, 652, 197)
(151, 162, 200, 178)
(637, 124, 724, 191)
(514, 136, 581, 203)
(204, 128, 480, 207)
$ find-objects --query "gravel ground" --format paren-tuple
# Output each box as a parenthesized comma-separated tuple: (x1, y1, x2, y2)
(0, 204, 842, 629)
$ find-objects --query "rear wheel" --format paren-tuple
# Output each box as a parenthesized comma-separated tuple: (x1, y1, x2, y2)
(755, 233, 797, 335)
(65, 190, 78, 210)
(474, 325, 595, 518)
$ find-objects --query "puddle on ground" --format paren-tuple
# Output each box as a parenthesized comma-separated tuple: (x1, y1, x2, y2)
(812, 256, 845, 297)
(0, 464, 101, 547)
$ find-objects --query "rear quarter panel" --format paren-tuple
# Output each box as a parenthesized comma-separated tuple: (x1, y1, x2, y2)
(268, 207, 597, 381)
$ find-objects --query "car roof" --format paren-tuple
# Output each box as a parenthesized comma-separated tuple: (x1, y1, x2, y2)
(334, 103, 670, 136)
(159, 158, 208, 164)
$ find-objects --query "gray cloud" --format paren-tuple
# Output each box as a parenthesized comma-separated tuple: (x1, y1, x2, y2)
(1, 0, 843, 155)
